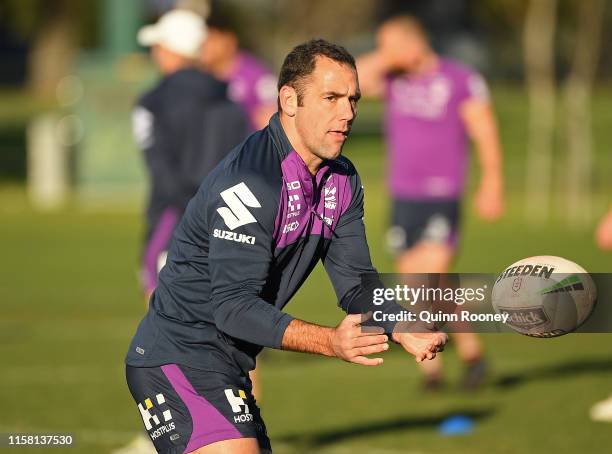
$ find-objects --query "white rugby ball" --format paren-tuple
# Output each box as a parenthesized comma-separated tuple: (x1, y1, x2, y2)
(491, 256, 596, 337)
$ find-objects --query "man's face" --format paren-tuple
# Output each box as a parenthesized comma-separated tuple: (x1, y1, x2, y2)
(200, 29, 236, 68)
(152, 44, 187, 75)
(377, 24, 427, 71)
(294, 56, 360, 162)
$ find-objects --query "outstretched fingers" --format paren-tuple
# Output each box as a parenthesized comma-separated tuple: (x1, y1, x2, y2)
(352, 355, 384, 366)
(352, 334, 388, 348)
(333, 313, 394, 366)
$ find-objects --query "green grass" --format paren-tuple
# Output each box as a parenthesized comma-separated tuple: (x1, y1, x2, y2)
(2, 86, 612, 453)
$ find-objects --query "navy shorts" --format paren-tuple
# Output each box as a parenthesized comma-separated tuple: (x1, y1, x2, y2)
(387, 198, 460, 254)
(126, 364, 270, 453)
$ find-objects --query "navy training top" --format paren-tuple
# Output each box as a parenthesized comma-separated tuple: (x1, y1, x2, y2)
(126, 113, 398, 374)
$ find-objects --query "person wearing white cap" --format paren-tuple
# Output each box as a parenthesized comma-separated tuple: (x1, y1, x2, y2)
(133, 8, 248, 299)
(138, 9, 207, 72)
(115, 9, 249, 454)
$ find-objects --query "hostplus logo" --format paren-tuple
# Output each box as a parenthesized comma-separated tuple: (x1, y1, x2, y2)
(137, 394, 177, 440)
(287, 180, 302, 219)
(225, 389, 253, 423)
(283, 181, 302, 234)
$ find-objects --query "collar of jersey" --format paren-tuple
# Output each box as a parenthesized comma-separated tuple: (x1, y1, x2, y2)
(268, 112, 294, 161)
(268, 113, 332, 180)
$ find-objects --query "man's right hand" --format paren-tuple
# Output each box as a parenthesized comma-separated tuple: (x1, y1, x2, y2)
(330, 313, 389, 366)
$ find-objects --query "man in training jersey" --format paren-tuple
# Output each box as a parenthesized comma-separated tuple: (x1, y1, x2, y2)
(200, 7, 277, 130)
(125, 39, 447, 454)
(357, 15, 504, 390)
(134, 9, 249, 300)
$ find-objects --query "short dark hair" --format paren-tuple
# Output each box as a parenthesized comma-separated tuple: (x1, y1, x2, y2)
(277, 39, 356, 108)
(206, 5, 236, 34)
(381, 14, 429, 42)
(206, 1, 243, 42)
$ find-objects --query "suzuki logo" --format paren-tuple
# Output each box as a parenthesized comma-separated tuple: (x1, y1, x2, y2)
(217, 182, 261, 230)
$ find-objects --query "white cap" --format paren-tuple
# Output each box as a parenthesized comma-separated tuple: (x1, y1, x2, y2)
(138, 9, 206, 59)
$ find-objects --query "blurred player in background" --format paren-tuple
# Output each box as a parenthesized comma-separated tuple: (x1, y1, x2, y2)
(116, 10, 248, 454)
(357, 15, 504, 390)
(133, 9, 248, 302)
(199, 6, 277, 130)
(590, 206, 612, 422)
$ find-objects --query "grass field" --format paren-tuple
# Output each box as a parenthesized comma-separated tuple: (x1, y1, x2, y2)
(2, 86, 612, 453)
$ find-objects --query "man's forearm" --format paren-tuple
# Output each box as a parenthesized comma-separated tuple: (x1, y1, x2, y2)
(355, 51, 387, 98)
(477, 140, 503, 182)
(471, 114, 502, 181)
(281, 319, 335, 357)
(460, 101, 503, 181)
(474, 117, 502, 180)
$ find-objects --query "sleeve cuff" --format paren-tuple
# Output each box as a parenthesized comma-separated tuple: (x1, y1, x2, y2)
(271, 312, 294, 349)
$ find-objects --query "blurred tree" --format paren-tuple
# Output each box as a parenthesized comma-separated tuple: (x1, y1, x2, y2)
(270, 0, 376, 68)
(521, 0, 557, 225)
(563, 0, 605, 228)
(474, 0, 609, 227)
(27, 0, 75, 100)
(2, 0, 100, 98)
(473, 0, 526, 78)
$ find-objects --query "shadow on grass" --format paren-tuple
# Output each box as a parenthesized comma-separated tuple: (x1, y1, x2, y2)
(495, 356, 612, 389)
(275, 407, 494, 450)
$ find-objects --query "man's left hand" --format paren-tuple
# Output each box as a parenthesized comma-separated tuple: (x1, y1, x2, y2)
(392, 331, 448, 363)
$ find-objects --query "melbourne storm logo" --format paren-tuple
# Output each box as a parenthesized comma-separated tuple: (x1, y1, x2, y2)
(324, 185, 337, 210)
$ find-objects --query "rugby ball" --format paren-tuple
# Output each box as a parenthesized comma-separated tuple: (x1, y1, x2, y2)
(491, 256, 596, 337)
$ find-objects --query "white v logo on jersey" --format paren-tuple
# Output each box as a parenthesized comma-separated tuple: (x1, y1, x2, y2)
(217, 182, 261, 230)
